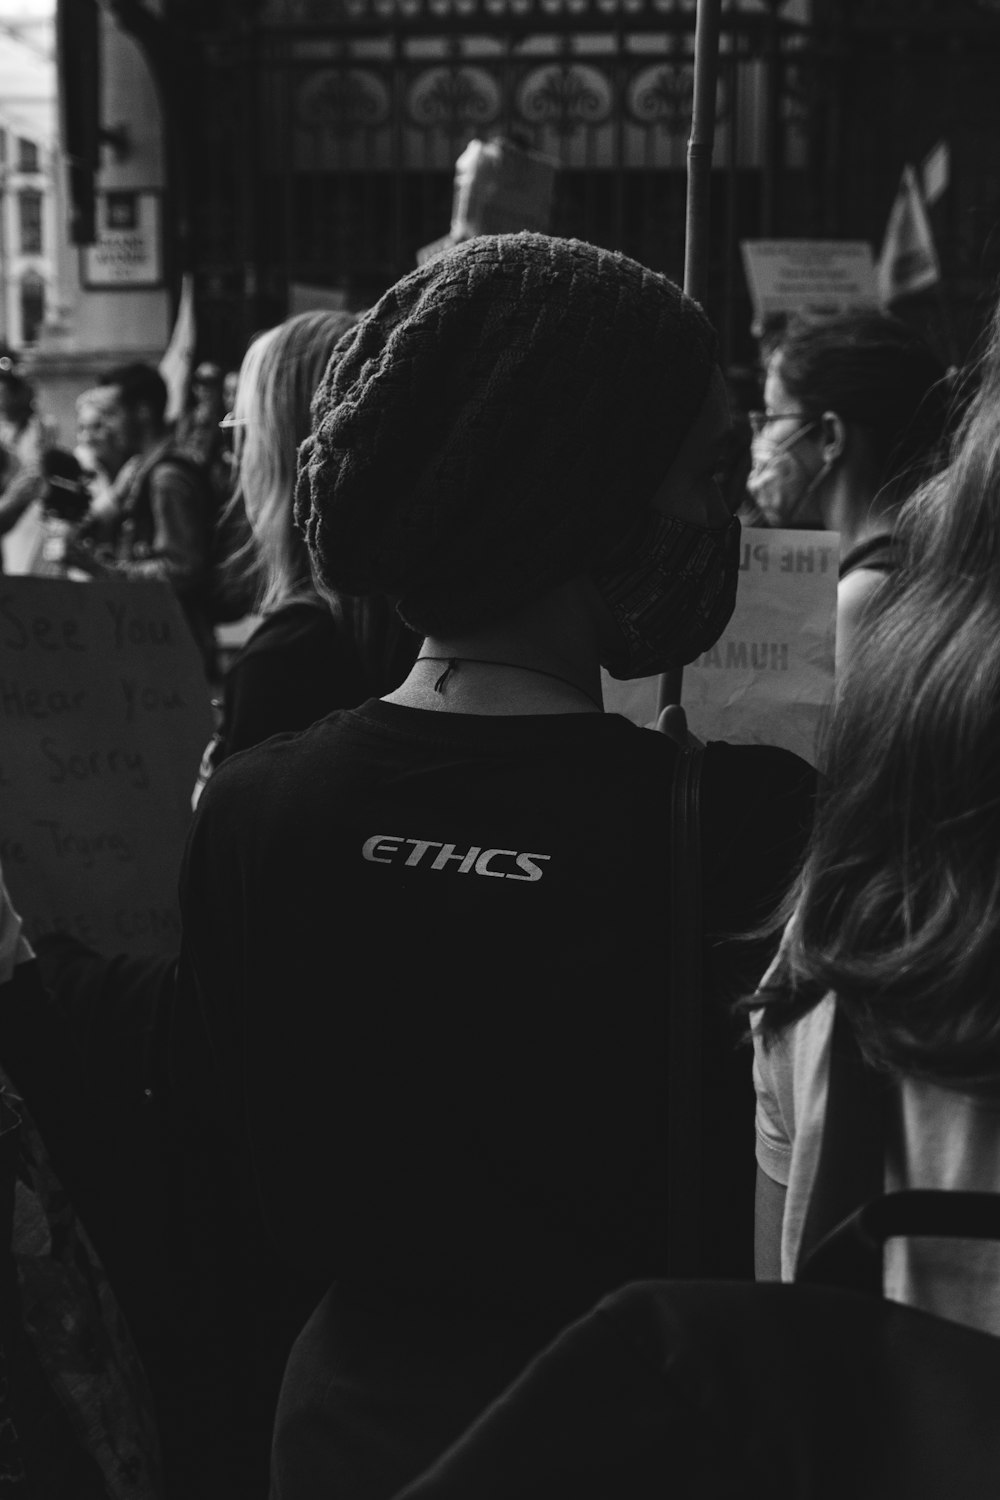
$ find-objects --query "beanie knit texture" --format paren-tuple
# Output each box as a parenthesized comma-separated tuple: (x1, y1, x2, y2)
(296, 232, 717, 637)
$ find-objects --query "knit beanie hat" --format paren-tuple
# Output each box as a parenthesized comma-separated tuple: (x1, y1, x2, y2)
(296, 232, 717, 637)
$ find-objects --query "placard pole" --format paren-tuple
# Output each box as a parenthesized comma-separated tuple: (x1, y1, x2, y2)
(658, 0, 724, 717)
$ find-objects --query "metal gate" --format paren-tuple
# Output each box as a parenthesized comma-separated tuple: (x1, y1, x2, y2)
(184, 0, 1000, 369)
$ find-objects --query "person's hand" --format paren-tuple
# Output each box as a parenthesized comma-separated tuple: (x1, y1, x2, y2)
(651, 703, 704, 750)
(61, 539, 111, 577)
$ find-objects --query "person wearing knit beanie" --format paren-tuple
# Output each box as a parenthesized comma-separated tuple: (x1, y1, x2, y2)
(296, 232, 721, 640)
(177, 231, 816, 1500)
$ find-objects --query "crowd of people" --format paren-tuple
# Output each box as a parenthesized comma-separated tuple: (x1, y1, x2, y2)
(0, 229, 995, 1497)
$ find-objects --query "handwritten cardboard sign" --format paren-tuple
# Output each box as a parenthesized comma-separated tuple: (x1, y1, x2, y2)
(601, 528, 838, 767)
(0, 577, 214, 956)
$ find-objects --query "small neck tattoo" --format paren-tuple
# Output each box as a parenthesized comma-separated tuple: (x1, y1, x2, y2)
(416, 656, 603, 713)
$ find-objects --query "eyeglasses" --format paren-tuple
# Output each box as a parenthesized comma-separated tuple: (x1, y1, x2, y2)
(218, 412, 247, 431)
(748, 410, 811, 436)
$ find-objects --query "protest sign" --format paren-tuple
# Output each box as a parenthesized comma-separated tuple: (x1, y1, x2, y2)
(741, 240, 879, 321)
(418, 137, 559, 265)
(601, 528, 838, 767)
(450, 137, 557, 240)
(0, 577, 214, 956)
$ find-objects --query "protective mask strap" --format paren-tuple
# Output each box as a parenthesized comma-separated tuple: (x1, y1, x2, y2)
(785, 445, 834, 525)
(768, 419, 819, 461)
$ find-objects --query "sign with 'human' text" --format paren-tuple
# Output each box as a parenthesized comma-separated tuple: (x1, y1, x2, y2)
(0, 577, 213, 956)
(683, 528, 838, 764)
(602, 528, 838, 766)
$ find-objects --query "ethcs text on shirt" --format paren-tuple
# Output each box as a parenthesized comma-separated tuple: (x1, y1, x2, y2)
(362, 835, 551, 882)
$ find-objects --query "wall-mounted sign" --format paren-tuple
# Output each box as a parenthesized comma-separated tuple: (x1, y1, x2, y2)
(81, 190, 164, 290)
(741, 240, 879, 321)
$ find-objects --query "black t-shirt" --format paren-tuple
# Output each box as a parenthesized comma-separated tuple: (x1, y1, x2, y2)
(216, 601, 368, 763)
(177, 701, 815, 1320)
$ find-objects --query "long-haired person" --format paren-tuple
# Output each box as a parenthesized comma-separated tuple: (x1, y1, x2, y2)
(175, 235, 816, 1499)
(196, 309, 419, 796)
(747, 310, 950, 673)
(753, 293, 1000, 1333)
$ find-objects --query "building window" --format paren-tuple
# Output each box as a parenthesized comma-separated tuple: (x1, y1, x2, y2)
(20, 273, 45, 346)
(18, 191, 42, 254)
(16, 137, 38, 174)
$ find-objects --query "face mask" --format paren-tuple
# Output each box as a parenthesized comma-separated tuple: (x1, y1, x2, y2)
(592, 511, 741, 680)
(747, 422, 830, 527)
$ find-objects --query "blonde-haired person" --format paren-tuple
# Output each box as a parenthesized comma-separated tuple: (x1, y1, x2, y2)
(195, 310, 419, 800)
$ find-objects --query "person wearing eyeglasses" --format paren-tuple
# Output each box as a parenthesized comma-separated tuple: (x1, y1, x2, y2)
(62, 363, 218, 672)
(191, 309, 422, 804)
(747, 310, 951, 674)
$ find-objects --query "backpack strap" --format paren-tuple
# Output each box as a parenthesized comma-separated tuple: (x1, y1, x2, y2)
(795, 1005, 886, 1293)
(838, 533, 897, 579)
(796, 1007, 1000, 1295)
(666, 741, 704, 1275)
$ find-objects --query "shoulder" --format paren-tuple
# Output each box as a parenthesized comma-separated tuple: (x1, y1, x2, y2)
(148, 450, 207, 497)
(755, 985, 835, 1078)
(837, 566, 887, 623)
(702, 740, 817, 826)
(699, 741, 817, 932)
(198, 709, 355, 807)
(836, 568, 890, 674)
(236, 602, 340, 660)
(753, 991, 835, 1140)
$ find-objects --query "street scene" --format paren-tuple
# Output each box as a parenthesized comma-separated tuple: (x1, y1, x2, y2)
(0, 1, 998, 1496)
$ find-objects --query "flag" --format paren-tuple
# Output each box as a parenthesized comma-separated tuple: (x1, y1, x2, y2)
(877, 164, 940, 306)
(921, 140, 950, 206)
(158, 273, 196, 424)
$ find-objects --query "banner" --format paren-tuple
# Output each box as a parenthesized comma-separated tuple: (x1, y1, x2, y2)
(450, 137, 558, 240)
(0, 577, 214, 956)
(602, 528, 838, 767)
(877, 165, 940, 305)
(921, 140, 950, 207)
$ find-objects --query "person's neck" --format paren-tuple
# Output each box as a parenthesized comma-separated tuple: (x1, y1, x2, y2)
(383, 592, 605, 717)
(822, 477, 893, 559)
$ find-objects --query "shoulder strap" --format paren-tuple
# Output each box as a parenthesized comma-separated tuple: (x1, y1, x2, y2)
(838, 533, 896, 579)
(795, 1004, 886, 1292)
(666, 741, 704, 1276)
(797, 1007, 1000, 1295)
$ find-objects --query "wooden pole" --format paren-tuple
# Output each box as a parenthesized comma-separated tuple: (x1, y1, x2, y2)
(683, 0, 724, 306)
(657, 0, 724, 716)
